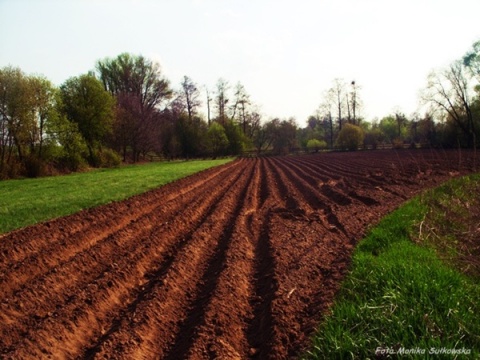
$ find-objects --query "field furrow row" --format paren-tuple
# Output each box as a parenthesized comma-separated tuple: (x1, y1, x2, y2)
(0, 149, 477, 359)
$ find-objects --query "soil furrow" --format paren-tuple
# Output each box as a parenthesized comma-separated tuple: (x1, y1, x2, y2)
(0, 161, 245, 345)
(160, 160, 258, 360)
(80, 160, 256, 359)
(180, 159, 266, 359)
(1, 161, 248, 357)
(81, 161, 252, 359)
(0, 160, 240, 300)
(1, 150, 478, 359)
(0, 160, 238, 269)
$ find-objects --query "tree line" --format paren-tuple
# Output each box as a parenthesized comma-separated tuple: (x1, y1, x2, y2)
(1, 41, 480, 179)
(303, 41, 480, 153)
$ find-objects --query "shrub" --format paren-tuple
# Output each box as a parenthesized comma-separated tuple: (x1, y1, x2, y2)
(306, 139, 327, 153)
(335, 123, 364, 151)
(99, 148, 122, 168)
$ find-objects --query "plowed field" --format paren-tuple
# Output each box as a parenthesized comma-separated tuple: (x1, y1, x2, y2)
(0, 150, 477, 359)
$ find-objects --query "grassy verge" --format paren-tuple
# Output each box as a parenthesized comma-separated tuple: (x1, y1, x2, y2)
(0, 158, 233, 234)
(305, 174, 480, 359)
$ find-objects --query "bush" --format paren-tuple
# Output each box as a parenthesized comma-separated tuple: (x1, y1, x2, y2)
(364, 128, 385, 149)
(335, 123, 364, 151)
(59, 152, 87, 172)
(99, 148, 122, 168)
(306, 139, 327, 153)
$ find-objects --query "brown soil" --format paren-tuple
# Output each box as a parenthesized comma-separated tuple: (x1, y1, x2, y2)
(0, 149, 477, 359)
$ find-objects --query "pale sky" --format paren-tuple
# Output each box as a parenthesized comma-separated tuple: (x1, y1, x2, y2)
(1, 0, 480, 125)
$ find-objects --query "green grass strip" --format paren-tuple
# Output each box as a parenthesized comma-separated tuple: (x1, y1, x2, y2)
(305, 176, 480, 359)
(0, 158, 233, 234)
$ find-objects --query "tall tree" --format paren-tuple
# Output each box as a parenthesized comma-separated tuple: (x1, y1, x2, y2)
(463, 39, 480, 79)
(96, 53, 172, 161)
(180, 76, 201, 123)
(215, 78, 229, 125)
(29, 76, 58, 158)
(205, 85, 212, 125)
(60, 74, 115, 166)
(349, 80, 360, 125)
(230, 82, 250, 124)
(329, 78, 346, 131)
(424, 60, 476, 147)
(97, 53, 171, 110)
(0, 67, 61, 176)
(0, 67, 33, 164)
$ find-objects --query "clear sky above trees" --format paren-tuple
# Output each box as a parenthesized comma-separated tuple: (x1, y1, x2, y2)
(1, 0, 480, 124)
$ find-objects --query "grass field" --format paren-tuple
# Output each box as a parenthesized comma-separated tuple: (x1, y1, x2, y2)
(305, 173, 480, 359)
(0, 158, 233, 234)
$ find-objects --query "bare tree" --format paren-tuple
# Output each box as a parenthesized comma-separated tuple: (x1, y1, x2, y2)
(424, 60, 475, 147)
(215, 78, 229, 125)
(180, 76, 201, 123)
(329, 78, 346, 131)
(204, 86, 212, 126)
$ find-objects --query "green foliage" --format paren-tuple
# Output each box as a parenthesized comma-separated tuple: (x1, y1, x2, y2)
(223, 120, 245, 155)
(305, 176, 480, 359)
(46, 112, 88, 171)
(270, 118, 298, 155)
(306, 139, 327, 152)
(98, 148, 122, 168)
(60, 74, 115, 166)
(463, 39, 480, 79)
(363, 127, 385, 149)
(378, 116, 399, 143)
(175, 114, 208, 158)
(0, 158, 233, 234)
(207, 122, 229, 157)
(335, 123, 364, 150)
(0, 66, 60, 177)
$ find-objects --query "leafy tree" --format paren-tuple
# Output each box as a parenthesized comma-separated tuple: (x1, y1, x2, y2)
(207, 122, 228, 157)
(335, 123, 364, 151)
(463, 39, 480, 79)
(0, 67, 34, 166)
(223, 119, 245, 155)
(0, 67, 60, 176)
(60, 74, 115, 166)
(46, 108, 88, 171)
(252, 122, 274, 155)
(267, 118, 298, 155)
(363, 127, 385, 149)
(174, 113, 208, 158)
(379, 116, 399, 143)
